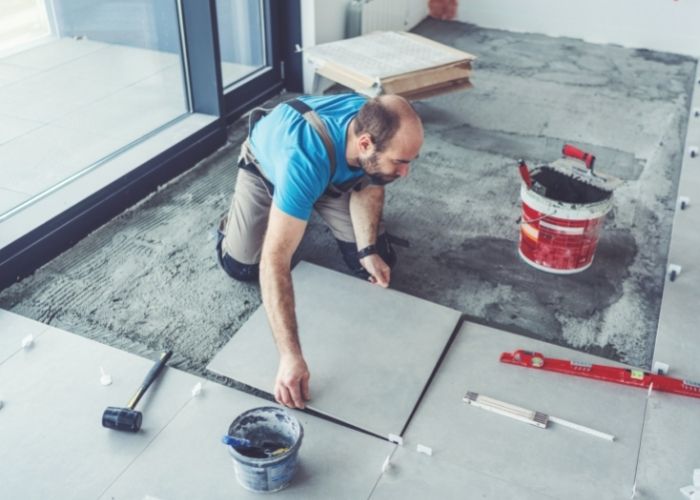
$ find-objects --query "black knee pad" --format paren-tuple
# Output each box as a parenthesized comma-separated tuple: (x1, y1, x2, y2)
(336, 233, 397, 278)
(216, 232, 259, 282)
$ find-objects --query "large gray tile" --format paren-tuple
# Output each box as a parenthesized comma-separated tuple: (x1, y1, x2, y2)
(0, 309, 51, 364)
(56, 44, 180, 88)
(101, 381, 393, 500)
(635, 393, 700, 499)
(207, 261, 462, 437)
(369, 446, 558, 500)
(400, 321, 648, 500)
(53, 74, 187, 143)
(0, 327, 200, 500)
(0, 113, 43, 144)
(2, 37, 106, 70)
(0, 187, 30, 215)
(0, 63, 123, 122)
(652, 152, 700, 376)
(221, 61, 260, 87)
(0, 124, 127, 195)
(0, 62, 40, 87)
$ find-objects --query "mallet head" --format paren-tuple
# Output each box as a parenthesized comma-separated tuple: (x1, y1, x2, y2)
(102, 406, 143, 432)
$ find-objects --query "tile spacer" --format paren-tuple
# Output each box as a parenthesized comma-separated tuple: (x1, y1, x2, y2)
(668, 264, 682, 282)
(21, 335, 34, 349)
(387, 433, 403, 446)
(652, 361, 669, 375)
(191, 382, 203, 397)
(416, 444, 433, 456)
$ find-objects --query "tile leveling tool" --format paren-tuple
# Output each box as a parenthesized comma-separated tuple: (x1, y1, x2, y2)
(102, 350, 173, 432)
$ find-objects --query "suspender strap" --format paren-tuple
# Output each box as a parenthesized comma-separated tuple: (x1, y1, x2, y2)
(286, 99, 344, 197)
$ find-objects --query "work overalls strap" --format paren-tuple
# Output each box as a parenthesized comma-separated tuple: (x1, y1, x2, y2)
(284, 99, 345, 198)
(238, 98, 369, 198)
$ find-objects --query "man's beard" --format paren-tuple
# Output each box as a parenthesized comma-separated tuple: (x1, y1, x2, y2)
(359, 152, 399, 184)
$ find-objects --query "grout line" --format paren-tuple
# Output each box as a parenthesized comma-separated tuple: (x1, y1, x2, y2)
(399, 315, 464, 437)
(204, 369, 391, 442)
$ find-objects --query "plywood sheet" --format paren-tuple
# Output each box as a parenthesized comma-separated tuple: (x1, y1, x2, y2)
(101, 381, 393, 500)
(391, 321, 648, 500)
(0, 327, 200, 500)
(207, 261, 462, 437)
(305, 31, 475, 98)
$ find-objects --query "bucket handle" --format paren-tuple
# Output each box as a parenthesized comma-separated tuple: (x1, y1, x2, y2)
(517, 159, 533, 188)
(517, 210, 558, 225)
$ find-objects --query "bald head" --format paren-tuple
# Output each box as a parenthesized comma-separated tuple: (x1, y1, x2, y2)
(353, 94, 423, 152)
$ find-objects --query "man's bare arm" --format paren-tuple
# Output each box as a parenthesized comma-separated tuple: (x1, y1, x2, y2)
(349, 185, 390, 287)
(260, 204, 309, 408)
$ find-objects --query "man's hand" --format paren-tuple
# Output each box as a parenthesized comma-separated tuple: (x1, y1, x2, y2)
(360, 253, 390, 288)
(275, 353, 310, 409)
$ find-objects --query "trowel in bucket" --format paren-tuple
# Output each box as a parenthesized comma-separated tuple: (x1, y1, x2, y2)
(553, 144, 623, 192)
(221, 434, 289, 457)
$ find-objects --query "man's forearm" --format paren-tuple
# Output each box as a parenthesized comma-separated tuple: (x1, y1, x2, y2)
(349, 186, 385, 248)
(260, 255, 301, 357)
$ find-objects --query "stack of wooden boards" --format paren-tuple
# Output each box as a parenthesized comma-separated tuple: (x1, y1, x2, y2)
(304, 31, 476, 100)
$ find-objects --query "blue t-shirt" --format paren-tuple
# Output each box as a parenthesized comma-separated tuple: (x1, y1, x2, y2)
(248, 93, 368, 220)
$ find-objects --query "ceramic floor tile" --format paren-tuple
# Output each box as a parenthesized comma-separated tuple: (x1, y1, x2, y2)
(53, 76, 187, 142)
(0, 124, 128, 195)
(2, 37, 106, 70)
(0, 187, 30, 215)
(0, 113, 43, 144)
(0, 326, 200, 500)
(0, 64, 124, 122)
(369, 446, 559, 500)
(635, 393, 700, 499)
(221, 61, 260, 86)
(0, 62, 40, 87)
(56, 44, 180, 88)
(207, 261, 462, 437)
(399, 321, 649, 500)
(0, 309, 51, 364)
(100, 381, 393, 500)
(652, 181, 700, 375)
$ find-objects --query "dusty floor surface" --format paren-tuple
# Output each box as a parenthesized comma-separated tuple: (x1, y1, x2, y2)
(0, 19, 695, 372)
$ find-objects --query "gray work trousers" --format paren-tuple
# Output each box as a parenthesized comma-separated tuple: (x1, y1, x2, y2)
(221, 168, 386, 265)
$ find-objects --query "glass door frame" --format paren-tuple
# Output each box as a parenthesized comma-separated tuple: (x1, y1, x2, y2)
(0, 0, 302, 290)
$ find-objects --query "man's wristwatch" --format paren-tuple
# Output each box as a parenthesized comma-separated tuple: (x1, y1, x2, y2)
(356, 244, 378, 260)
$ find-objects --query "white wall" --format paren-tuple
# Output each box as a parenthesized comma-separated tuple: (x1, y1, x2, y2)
(456, 0, 700, 57)
(300, 0, 430, 92)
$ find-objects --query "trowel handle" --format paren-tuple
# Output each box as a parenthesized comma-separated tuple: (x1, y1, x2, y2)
(562, 144, 596, 171)
(517, 159, 533, 188)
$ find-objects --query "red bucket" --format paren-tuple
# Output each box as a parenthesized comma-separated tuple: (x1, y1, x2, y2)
(518, 184, 613, 273)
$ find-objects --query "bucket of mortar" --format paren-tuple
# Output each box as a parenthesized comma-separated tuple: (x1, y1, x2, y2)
(517, 151, 619, 274)
(226, 406, 304, 492)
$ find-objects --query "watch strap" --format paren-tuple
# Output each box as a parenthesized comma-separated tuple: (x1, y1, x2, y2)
(356, 244, 378, 260)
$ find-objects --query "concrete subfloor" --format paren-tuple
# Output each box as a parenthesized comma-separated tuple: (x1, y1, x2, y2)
(0, 19, 696, 377)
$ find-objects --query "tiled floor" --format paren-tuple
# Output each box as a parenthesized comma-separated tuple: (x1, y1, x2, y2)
(0, 36, 256, 219)
(0, 37, 187, 217)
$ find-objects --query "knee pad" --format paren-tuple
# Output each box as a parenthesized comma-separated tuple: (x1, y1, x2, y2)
(216, 232, 259, 282)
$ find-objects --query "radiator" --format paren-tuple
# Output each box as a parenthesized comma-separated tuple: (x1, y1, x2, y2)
(346, 0, 428, 38)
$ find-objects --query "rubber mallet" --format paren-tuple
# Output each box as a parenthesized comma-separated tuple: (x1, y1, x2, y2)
(102, 350, 173, 432)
